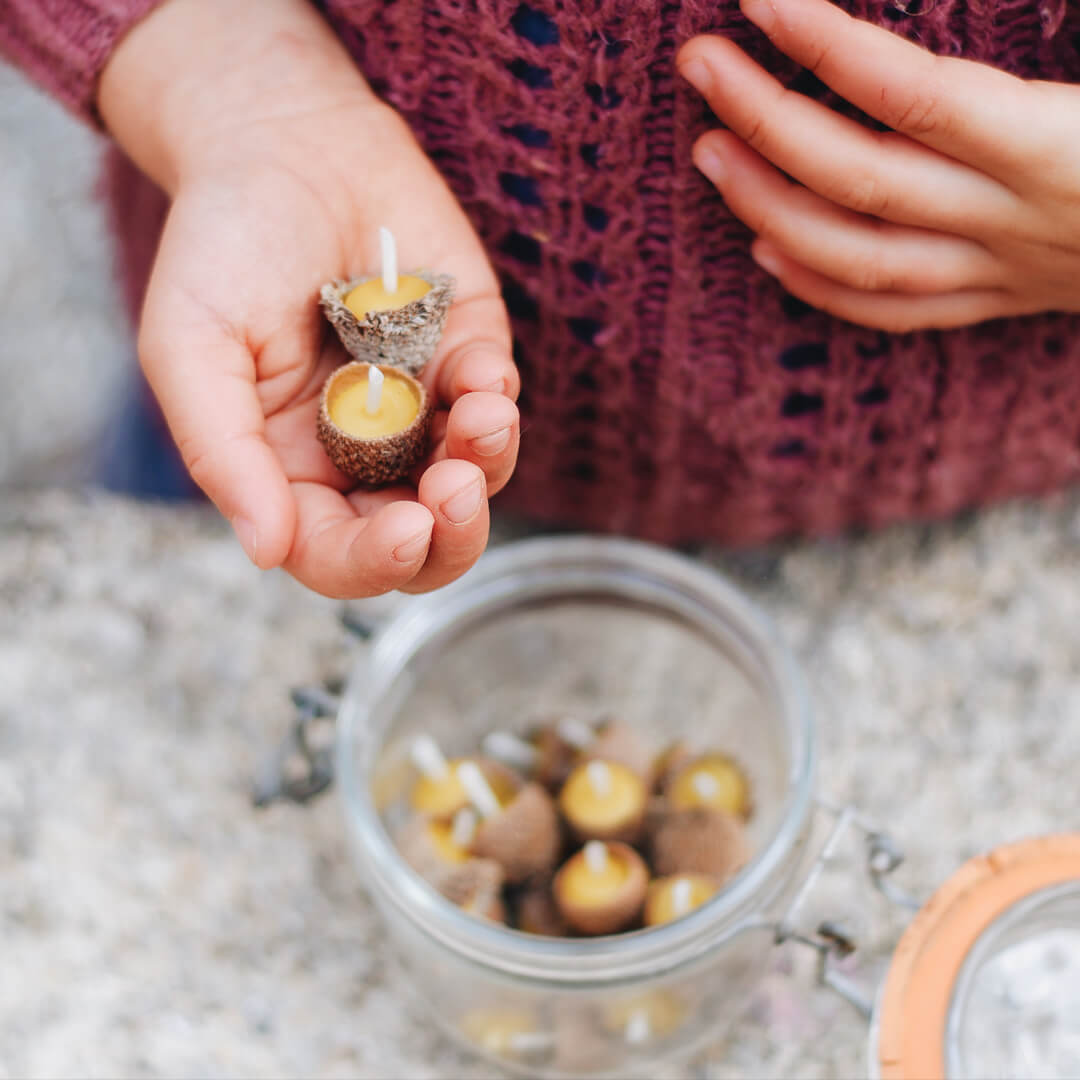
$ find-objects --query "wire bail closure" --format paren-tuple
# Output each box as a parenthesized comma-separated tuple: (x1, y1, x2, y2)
(771, 798, 922, 1018)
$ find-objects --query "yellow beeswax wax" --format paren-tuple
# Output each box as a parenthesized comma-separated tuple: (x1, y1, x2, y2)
(329, 369, 420, 439)
(670, 753, 751, 818)
(643, 874, 718, 926)
(559, 760, 644, 833)
(410, 758, 517, 818)
(558, 849, 631, 906)
(426, 821, 470, 864)
(344, 274, 431, 316)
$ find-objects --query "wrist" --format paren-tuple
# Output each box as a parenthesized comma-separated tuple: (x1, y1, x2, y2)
(98, 0, 374, 194)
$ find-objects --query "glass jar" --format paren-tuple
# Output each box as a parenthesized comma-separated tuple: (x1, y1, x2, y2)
(336, 536, 816, 1076)
(330, 535, 1080, 1079)
(870, 835, 1080, 1080)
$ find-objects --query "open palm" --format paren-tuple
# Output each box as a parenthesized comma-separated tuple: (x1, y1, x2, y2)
(138, 98, 519, 597)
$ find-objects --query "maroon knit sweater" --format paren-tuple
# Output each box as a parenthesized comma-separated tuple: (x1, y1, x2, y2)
(5, 0, 1080, 544)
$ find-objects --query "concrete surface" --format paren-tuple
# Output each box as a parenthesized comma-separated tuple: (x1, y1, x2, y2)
(1, 489, 1077, 1078)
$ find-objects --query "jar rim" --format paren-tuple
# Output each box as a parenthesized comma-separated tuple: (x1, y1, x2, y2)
(945, 878, 1080, 1080)
(336, 535, 817, 983)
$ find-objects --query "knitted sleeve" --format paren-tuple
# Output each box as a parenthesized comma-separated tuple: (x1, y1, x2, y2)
(0, 0, 165, 127)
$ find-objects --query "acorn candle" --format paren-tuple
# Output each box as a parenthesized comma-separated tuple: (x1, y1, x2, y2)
(321, 227, 454, 376)
(552, 841, 649, 935)
(317, 361, 433, 485)
(407, 736, 519, 820)
(667, 753, 752, 819)
(643, 874, 718, 927)
(558, 759, 647, 844)
(583, 720, 659, 788)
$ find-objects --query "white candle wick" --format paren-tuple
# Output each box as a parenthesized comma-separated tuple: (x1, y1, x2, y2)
(692, 770, 719, 801)
(671, 877, 694, 917)
(556, 718, 594, 750)
(458, 761, 501, 819)
(380, 225, 398, 295)
(625, 1009, 651, 1045)
(482, 731, 538, 772)
(365, 365, 385, 415)
(583, 840, 608, 875)
(451, 807, 478, 848)
(586, 760, 612, 799)
(410, 734, 449, 780)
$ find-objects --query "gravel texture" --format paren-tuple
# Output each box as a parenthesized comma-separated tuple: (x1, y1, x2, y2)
(1, 489, 1077, 1078)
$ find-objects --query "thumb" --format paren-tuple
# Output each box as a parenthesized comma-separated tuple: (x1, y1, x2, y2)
(137, 298, 295, 570)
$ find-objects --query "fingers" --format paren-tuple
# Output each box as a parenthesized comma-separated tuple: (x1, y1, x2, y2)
(283, 483, 435, 598)
(736, 0, 1041, 175)
(422, 292, 521, 497)
(694, 131, 1003, 295)
(426, 391, 520, 496)
(676, 35, 1018, 234)
(139, 314, 296, 572)
(400, 458, 490, 593)
(750, 240, 1016, 333)
(429, 294, 519, 404)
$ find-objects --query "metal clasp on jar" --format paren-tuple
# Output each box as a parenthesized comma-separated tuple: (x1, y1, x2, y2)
(251, 601, 390, 807)
(769, 798, 922, 1018)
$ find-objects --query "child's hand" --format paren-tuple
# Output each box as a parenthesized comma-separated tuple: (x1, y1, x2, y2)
(679, 0, 1080, 333)
(98, 0, 519, 598)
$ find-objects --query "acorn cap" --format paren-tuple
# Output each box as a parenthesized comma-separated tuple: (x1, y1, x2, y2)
(408, 755, 522, 821)
(552, 841, 649, 936)
(653, 740, 696, 794)
(529, 722, 583, 791)
(649, 807, 749, 881)
(320, 270, 454, 376)
(558, 759, 647, 844)
(462, 884, 508, 924)
(667, 752, 753, 819)
(514, 884, 571, 937)
(396, 816, 471, 894)
(317, 362, 433, 486)
(582, 720, 659, 787)
(469, 782, 562, 885)
(442, 857, 507, 922)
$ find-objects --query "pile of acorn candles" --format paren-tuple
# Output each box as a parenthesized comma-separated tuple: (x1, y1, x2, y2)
(395, 718, 752, 938)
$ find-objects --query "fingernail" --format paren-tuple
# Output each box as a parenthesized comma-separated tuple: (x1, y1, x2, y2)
(231, 516, 258, 565)
(694, 142, 727, 186)
(741, 0, 777, 32)
(678, 57, 711, 94)
(753, 243, 783, 277)
(440, 477, 484, 525)
(393, 530, 432, 563)
(470, 426, 512, 457)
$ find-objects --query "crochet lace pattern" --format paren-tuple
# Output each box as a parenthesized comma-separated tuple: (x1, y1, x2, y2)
(113, 0, 1080, 544)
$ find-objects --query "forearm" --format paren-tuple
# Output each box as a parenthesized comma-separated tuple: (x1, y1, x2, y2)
(97, 0, 377, 195)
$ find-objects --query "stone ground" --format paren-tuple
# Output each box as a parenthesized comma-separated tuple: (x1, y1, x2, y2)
(1, 58, 1077, 1080)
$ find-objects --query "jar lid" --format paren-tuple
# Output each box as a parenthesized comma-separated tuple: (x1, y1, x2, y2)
(875, 834, 1080, 1080)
